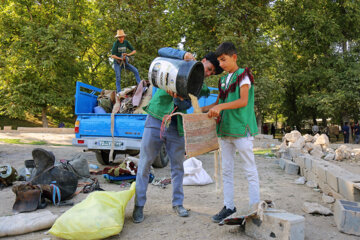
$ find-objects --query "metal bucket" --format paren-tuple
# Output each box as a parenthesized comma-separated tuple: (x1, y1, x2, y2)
(148, 57, 204, 99)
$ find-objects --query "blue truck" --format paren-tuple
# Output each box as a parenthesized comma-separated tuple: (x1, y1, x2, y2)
(72, 81, 217, 168)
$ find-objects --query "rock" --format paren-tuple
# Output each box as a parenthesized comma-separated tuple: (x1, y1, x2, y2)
(279, 141, 287, 152)
(314, 134, 330, 147)
(288, 148, 302, 159)
(303, 134, 314, 142)
(303, 142, 314, 153)
(324, 148, 335, 154)
(322, 194, 335, 204)
(301, 148, 309, 154)
(312, 144, 322, 152)
(355, 152, 360, 161)
(335, 145, 352, 161)
(294, 176, 306, 185)
(312, 133, 320, 143)
(324, 153, 335, 161)
(310, 149, 324, 158)
(289, 136, 305, 149)
(302, 202, 333, 215)
(284, 130, 302, 143)
(306, 181, 317, 188)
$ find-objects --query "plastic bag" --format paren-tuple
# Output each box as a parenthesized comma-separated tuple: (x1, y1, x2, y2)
(49, 182, 135, 240)
(0, 210, 58, 237)
(183, 157, 213, 185)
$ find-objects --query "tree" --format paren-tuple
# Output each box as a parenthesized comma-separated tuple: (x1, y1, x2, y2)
(0, 0, 91, 126)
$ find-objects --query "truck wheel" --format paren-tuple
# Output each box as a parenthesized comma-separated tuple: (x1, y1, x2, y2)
(127, 150, 140, 157)
(152, 144, 169, 168)
(95, 150, 116, 165)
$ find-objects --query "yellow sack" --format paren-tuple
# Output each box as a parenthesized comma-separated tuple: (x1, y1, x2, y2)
(49, 182, 135, 240)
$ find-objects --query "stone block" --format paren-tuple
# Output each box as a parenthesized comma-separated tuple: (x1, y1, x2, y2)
(279, 158, 286, 170)
(3, 126, 12, 131)
(304, 157, 312, 171)
(285, 160, 300, 175)
(16, 127, 73, 133)
(263, 135, 274, 140)
(306, 170, 316, 183)
(314, 163, 327, 187)
(326, 169, 339, 193)
(338, 176, 360, 202)
(281, 149, 292, 161)
(293, 156, 305, 169)
(245, 209, 305, 240)
(334, 200, 360, 236)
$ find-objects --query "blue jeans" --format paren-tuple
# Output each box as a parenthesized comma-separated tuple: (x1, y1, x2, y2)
(355, 135, 360, 144)
(114, 60, 141, 93)
(135, 115, 185, 207)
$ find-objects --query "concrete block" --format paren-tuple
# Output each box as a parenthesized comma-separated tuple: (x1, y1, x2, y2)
(279, 158, 286, 170)
(338, 176, 360, 202)
(16, 127, 73, 133)
(304, 156, 312, 171)
(263, 135, 274, 140)
(285, 160, 300, 175)
(326, 169, 339, 193)
(245, 209, 305, 240)
(314, 163, 327, 185)
(334, 200, 360, 236)
(281, 150, 292, 161)
(293, 156, 305, 169)
(3, 126, 12, 131)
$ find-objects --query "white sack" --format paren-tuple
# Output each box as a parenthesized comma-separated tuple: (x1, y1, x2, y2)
(183, 157, 213, 185)
(0, 210, 58, 237)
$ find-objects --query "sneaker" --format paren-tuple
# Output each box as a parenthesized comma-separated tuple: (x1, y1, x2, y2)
(132, 206, 144, 223)
(173, 205, 189, 217)
(212, 206, 236, 223)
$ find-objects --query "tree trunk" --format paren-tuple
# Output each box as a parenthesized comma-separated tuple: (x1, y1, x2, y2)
(42, 106, 48, 128)
(256, 113, 262, 134)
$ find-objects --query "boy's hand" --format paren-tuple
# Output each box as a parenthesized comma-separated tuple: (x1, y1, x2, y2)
(167, 90, 184, 101)
(208, 105, 222, 118)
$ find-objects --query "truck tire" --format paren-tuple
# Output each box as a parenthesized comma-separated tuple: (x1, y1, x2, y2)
(95, 150, 116, 165)
(152, 144, 169, 168)
(127, 150, 140, 157)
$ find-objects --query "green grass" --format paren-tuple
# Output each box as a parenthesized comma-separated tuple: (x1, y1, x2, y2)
(253, 148, 275, 157)
(0, 138, 47, 145)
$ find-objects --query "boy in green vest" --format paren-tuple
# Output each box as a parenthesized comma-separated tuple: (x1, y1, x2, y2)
(202, 42, 260, 223)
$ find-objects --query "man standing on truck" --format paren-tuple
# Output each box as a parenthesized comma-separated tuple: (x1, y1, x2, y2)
(111, 29, 141, 94)
(132, 47, 223, 223)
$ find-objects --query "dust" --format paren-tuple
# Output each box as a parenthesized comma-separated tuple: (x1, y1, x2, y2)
(189, 94, 202, 113)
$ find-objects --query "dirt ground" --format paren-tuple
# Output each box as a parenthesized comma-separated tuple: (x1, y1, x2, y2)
(0, 133, 359, 240)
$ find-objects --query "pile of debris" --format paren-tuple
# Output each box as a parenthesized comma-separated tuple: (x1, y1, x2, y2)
(278, 131, 360, 162)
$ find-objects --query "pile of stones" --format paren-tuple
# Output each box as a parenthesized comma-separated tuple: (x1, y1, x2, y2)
(278, 130, 360, 162)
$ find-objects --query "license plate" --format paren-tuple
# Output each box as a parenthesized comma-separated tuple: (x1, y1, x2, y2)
(99, 141, 124, 147)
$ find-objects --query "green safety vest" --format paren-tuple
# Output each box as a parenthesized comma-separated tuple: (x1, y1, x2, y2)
(217, 68, 258, 137)
(144, 84, 210, 136)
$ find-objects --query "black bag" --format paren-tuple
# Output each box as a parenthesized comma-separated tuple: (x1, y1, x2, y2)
(30, 148, 78, 201)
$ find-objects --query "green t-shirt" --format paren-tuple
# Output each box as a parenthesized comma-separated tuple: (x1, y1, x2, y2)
(111, 40, 134, 58)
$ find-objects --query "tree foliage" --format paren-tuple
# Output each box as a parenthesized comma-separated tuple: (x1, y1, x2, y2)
(0, 0, 359, 128)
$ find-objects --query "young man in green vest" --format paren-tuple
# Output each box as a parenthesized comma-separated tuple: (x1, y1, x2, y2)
(132, 47, 223, 223)
(202, 42, 260, 223)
